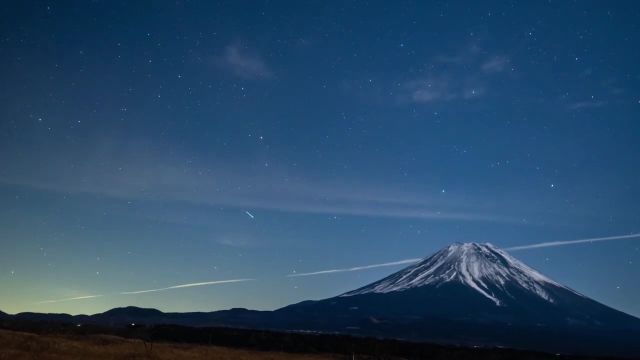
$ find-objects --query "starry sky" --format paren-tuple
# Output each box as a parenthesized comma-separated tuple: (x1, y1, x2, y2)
(1, 1, 640, 317)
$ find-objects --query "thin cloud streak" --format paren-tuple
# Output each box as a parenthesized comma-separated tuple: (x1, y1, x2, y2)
(36, 294, 104, 304)
(287, 259, 421, 277)
(0, 167, 513, 224)
(505, 233, 640, 251)
(0, 138, 514, 224)
(120, 279, 255, 295)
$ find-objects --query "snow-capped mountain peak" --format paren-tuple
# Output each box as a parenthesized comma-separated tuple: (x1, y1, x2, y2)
(342, 242, 581, 305)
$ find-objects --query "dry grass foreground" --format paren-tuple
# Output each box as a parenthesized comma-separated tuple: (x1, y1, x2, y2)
(0, 328, 348, 360)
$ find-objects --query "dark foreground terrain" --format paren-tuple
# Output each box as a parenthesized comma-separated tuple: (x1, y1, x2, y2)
(0, 328, 340, 360)
(0, 319, 620, 360)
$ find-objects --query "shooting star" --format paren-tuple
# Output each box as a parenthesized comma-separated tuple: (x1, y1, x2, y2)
(244, 210, 255, 219)
(505, 232, 640, 251)
(120, 278, 255, 295)
(36, 294, 104, 304)
(287, 259, 422, 277)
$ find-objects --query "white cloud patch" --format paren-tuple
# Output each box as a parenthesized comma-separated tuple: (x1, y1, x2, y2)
(481, 56, 509, 73)
(215, 43, 273, 79)
(402, 76, 485, 104)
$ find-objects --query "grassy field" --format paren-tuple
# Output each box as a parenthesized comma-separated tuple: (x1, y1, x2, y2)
(0, 329, 347, 360)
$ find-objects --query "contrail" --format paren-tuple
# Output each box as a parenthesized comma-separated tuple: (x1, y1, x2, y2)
(287, 259, 422, 277)
(244, 210, 255, 219)
(505, 233, 640, 251)
(120, 278, 255, 295)
(36, 294, 104, 304)
(35, 279, 255, 304)
(290, 232, 640, 277)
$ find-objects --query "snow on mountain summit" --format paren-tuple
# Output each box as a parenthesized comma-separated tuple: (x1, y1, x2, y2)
(342, 242, 582, 305)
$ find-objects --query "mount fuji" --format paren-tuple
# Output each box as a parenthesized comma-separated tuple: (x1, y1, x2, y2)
(4, 243, 640, 356)
(269, 243, 640, 356)
(343, 242, 583, 305)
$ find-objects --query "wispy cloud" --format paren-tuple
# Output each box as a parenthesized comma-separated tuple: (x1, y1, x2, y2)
(567, 100, 606, 110)
(404, 77, 456, 103)
(36, 294, 104, 304)
(215, 234, 254, 248)
(215, 43, 273, 79)
(399, 45, 509, 104)
(120, 279, 255, 295)
(505, 233, 640, 251)
(481, 56, 509, 73)
(287, 259, 421, 277)
(402, 75, 485, 104)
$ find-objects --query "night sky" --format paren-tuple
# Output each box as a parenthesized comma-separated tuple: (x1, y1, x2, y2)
(1, 1, 640, 317)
